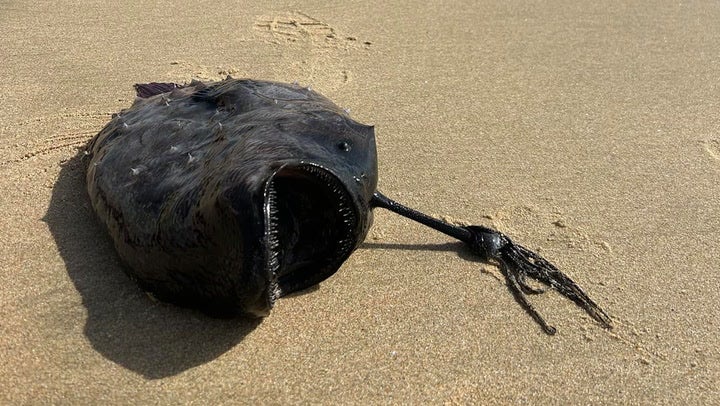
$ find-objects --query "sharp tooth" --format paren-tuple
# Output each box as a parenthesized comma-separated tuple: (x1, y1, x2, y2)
(265, 182, 281, 279)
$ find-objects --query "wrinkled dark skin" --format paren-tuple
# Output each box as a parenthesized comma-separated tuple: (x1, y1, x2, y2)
(86, 78, 611, 334)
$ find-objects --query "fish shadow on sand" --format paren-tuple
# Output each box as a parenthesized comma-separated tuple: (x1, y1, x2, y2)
(44, 153, 260, 379)
(361, 241, 492, 276)
(362, 241, 464, 252)
(362, 241, 487, 264)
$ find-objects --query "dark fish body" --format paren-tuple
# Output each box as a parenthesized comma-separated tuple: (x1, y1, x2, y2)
(87, 77, 612, 334)
(86, 79, 377, 316)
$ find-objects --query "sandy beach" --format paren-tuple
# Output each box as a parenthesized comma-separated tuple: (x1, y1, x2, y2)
(1, 1, 718, 403)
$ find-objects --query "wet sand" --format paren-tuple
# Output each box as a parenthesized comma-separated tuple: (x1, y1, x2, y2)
(1, 1, 718, 403)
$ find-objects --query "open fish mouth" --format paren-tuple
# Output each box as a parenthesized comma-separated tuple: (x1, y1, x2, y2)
(264, 163, 359, 299)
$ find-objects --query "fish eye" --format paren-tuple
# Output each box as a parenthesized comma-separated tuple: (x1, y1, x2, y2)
(337, 141, 351, 152)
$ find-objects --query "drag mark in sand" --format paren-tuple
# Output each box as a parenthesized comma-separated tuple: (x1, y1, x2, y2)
(603, 316, 668, 365)
(0, 131, 92, 167)
(0, 112, 109, 167)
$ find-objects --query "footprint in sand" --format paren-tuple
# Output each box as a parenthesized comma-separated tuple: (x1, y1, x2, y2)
(253, 11, 372, 49)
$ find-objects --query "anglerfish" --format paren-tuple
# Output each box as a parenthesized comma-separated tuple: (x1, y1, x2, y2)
(85, 77, 611, 334)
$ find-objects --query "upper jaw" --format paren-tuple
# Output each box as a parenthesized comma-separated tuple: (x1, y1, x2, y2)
(262, 162, 363, 301)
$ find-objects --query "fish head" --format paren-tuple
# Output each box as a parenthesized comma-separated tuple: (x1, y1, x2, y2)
(261, 111, 378, 298)
(221, 107, 377, 315)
